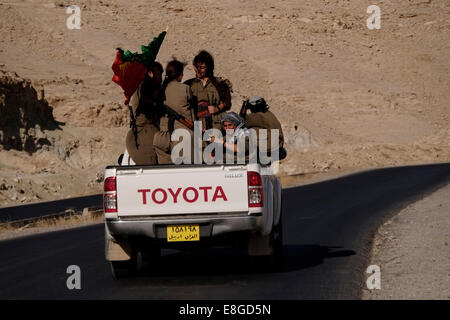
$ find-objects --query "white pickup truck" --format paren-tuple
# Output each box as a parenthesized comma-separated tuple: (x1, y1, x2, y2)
(103, 163, 283, 277)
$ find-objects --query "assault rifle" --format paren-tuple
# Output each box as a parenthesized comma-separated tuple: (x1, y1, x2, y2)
(163, 104, 194, 130)
(239, 99, 249, 119)
(139, 95, 194, 130)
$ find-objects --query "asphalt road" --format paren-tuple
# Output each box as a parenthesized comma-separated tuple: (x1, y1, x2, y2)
(0, 163, 449, 299)
(0, 194, 102, 223)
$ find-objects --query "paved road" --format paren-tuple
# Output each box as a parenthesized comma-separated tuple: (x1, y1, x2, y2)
(0, 163, 449, 299)
(0, 194, 102, 223)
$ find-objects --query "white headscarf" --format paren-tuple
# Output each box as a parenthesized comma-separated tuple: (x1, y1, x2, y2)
(221, 112, 248, 143)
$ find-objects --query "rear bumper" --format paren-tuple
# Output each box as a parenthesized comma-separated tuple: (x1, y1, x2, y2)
(106, 213, 262, 239)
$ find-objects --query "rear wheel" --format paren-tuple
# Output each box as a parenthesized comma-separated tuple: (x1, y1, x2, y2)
(271, 209, 284, 266)
(247, 216, 283, 270)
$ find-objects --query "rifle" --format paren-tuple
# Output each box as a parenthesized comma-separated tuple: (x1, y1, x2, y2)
(239, 99, 249, 119)
(163, 104, 194, 130)
(139, 95, 194, 130)
(128, 105, 139, 149)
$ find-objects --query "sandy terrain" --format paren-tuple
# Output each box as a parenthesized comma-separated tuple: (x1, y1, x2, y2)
(363, 182, 450, 300)
(1, 1, 449, 301)
(0, 0, 449, 206)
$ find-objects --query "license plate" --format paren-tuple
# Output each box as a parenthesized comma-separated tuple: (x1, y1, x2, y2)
(167, 224, 200, 242)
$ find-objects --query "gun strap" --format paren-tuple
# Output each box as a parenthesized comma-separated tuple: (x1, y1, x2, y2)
(128, 104, 139, 150)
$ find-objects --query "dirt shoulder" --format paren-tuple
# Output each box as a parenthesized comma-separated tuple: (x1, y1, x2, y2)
(362, 181, 450, 300)
(0, 211, 103, 241)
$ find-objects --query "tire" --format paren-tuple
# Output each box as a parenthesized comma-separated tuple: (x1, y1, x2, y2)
(264, 218, 283, 271)
(248, 200, 284, 271)
(248, 204, 283, 254)
(272, 208, 284, 266)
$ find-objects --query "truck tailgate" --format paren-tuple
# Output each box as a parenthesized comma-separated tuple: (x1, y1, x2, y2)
(116, 165, 249, 216)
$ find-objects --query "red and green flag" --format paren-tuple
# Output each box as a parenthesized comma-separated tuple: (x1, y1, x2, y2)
(112, 30, 167, 105)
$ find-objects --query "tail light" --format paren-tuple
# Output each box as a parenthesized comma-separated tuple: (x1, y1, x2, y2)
(104, 177, 117, 213)
(248, 171, 263, 207)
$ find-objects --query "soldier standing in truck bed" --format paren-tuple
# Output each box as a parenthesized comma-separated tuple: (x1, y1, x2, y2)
(153, 59, 195, 164)
(125, 62, 165, 165)
(184, 50, 232, 131)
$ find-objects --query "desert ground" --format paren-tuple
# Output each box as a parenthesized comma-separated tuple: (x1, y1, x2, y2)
(1, 0, 449, 205)
(1, 0, 449, 206)
(0, 0, 449, 300)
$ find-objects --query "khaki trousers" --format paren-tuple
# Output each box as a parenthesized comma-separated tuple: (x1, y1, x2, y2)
(125, 124, 159, 165)
(153, 129, 195, 164)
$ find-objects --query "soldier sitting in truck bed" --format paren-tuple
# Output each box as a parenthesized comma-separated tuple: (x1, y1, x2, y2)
(208, 111, 252, 164)
(242, 94, 286, 161)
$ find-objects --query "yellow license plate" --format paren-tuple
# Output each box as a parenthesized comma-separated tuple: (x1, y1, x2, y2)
(167, 224, 200, 242)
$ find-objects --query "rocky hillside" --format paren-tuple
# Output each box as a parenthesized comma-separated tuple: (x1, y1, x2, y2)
(0, 0, 449, 206)
(0, 70, 59, 153)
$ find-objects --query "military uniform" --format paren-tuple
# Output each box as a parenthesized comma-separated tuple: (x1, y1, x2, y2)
(153, 80, 195, 164)
(125, 81, 164, 165)
(184, 77, 232, 131)
(245, 109, 284, 153)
